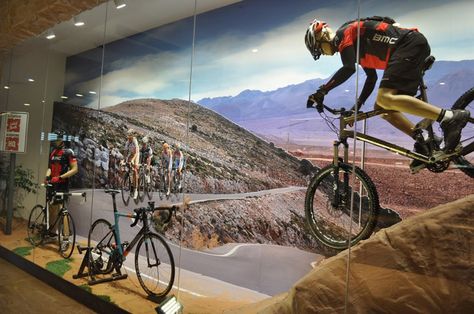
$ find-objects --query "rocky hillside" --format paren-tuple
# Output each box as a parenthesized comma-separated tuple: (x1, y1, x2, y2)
(52, 99, 310, 192)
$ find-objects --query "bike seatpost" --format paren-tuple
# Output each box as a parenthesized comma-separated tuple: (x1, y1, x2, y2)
(112, 193, 118, 212)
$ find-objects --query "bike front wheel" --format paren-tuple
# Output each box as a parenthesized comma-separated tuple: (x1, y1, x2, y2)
(452, 87, 474, 178)
(58, 211, 76, 258)
(135, 232, 175, 297)
(27, 205, 46, 246)
(305, 163, 379, 250)
(88, 219, 116, 274)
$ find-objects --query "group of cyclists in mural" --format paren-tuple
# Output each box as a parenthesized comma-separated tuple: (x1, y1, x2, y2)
(118, 129, 186, 204)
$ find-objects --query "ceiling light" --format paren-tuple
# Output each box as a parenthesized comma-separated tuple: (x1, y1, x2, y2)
(439, 82, 445, 85)
(46, 30, 56, 40)
(28, 78, 35, 82)
(61, 96, 68, 99)
(114, 0, 127, 9)
(3, 85, 10, 89)
(24, 103, 30, 106)
(74, 16, 85, 27)
(75, 93, 83, 97)
(251, 48, 258, 53)
(89, 91, 97, 95)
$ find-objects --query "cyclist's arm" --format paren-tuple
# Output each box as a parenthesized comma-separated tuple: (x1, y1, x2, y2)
(61, 150, 78, 179)
(358, 68, 378, 105)
(320, 47, 356, 92)
(61, 161, 78, 179)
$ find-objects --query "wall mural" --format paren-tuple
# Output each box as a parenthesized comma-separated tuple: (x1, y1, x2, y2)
(53, 0, 474, 296)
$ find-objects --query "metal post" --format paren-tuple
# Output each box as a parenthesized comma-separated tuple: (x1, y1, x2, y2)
(5, 153, 15, 235)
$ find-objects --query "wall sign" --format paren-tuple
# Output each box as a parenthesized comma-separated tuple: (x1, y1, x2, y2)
(0, 112, 29, 153)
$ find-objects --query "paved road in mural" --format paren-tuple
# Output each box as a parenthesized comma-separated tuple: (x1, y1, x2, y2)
(69, 188, 321, 296)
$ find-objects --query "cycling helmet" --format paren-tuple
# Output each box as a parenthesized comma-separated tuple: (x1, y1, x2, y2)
(163, 142, 169, 149)
(142, 136, 149, 144)
(305, 19, 328, 60)
(127, 128, 135, 136)
(53, 129, 70, 142)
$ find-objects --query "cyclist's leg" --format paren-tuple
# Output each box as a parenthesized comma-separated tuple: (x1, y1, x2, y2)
(49, 203, 60, 235)
(377, 88, 441, 122)
(374, 102, 415, 137)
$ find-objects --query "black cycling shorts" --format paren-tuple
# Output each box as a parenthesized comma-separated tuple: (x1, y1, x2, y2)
(380, 31, 431, 96)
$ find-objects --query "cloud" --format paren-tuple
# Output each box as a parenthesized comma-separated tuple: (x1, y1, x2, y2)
(70, 0, 473, 106)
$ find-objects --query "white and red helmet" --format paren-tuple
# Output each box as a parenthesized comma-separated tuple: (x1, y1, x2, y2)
(305, 19, 328, 60)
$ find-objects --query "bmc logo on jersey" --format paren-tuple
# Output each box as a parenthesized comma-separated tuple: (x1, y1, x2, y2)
(372, 33, 397, 44)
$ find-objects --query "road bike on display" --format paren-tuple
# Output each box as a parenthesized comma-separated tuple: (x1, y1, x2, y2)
(305, 55, 474, 250)
(87, 190, 176, 298)
(120, 161, 140, 205)
(27, 184, 86, 258)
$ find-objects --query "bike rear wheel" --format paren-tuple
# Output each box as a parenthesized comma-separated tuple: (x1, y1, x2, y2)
(305, 163, 379, 250)
(121, 173, 131, 205)
(135, 232, 175, 297)
(27, 205, 46, 246)
(58, 211, 76, 259)
(88, 219, 116, 274)
(452, 87, 474, 178)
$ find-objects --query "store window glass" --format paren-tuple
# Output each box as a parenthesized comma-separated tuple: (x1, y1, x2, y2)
(187, 0, 359, 310)
(342, 1, 474, 313)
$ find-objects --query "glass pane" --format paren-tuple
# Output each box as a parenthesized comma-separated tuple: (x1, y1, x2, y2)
(187, 0, 358, 311)
(344, 1, 474, 313)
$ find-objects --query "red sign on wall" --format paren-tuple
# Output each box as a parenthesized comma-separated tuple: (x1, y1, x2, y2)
(1, 112, 29, 153)
(7, 118, 21, 132)
(5, 135, 19, 151)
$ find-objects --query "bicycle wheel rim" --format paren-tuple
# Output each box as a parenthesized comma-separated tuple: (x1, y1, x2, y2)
(88, 219, 115, 274)
(27, 205, 45, 246)
(135, 233, 175, 297)
(452, 87, 474, 177)
(58, 212, 76, 259)
(305, 164, 379, 250)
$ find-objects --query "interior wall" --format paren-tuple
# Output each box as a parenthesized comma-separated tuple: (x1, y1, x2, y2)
(1, 47, 67, 218)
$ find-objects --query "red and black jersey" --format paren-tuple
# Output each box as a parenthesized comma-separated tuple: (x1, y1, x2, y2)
(334, 19, 416, 69)
(49, 148, 77, 184)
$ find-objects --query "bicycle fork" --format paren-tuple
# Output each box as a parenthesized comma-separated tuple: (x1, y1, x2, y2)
(331, 140, 350, 208)
(145, 236, 160, 268)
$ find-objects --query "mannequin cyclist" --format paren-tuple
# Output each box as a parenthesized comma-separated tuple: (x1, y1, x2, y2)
(304, 17, 470, 168)
(45, 130, 78, 241)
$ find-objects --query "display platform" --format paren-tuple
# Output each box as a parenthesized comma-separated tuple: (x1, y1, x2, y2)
(0, 219, 266, 313)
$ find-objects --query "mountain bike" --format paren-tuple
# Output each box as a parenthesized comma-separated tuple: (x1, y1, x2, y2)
(120, 161, 139, 205)
(87, 190, 176, 298)
(305, 55, 474, 250)
(27, 184, 86, 258)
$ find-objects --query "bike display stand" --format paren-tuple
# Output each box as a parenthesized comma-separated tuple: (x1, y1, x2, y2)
(73, 245, 93, 279)
(73, 245, 128, 284)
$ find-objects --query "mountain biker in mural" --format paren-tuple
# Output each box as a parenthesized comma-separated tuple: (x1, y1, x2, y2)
(45, 130, 78, 237)
(125, 129, 140, 199)
(172, 144, 185, 191)
(140, 136, 153, 183)
(161, 142, 173, 196)
(304, 16, 470, 169)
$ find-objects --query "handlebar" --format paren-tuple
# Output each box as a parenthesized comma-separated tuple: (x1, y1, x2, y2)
(41, 183, 87, 200)
(130, 200, 186, 227)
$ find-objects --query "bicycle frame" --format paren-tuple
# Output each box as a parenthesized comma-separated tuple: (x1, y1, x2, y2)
(107, 193, 156, 260)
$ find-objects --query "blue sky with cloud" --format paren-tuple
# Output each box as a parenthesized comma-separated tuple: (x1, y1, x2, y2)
(65, 0, 474, 108)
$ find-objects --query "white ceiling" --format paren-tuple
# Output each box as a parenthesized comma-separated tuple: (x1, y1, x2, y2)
(17, 0, 241, 56)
